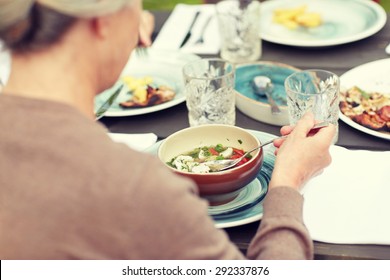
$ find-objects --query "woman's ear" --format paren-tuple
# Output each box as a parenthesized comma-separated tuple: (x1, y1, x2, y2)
(90, 16, 111, 39)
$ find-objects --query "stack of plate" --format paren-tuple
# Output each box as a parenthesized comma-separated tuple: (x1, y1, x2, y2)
(145, 129, 277, 229)
(211, 140, 275, 229)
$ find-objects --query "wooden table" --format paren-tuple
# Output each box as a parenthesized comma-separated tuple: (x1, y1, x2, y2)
(101, 10, 390, 259)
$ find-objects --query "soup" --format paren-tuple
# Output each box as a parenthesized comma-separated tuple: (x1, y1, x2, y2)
(167, 144, 252, 173)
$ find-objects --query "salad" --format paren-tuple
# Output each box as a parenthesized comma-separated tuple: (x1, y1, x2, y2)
(167, 144, 252, 174)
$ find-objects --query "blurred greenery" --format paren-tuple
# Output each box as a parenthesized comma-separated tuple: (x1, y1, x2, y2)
(143, 0, 202, 10)
(144, 0, 390, 12)
(382, 0, 390, 11)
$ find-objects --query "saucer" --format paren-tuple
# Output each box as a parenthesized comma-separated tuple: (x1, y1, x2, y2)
(208, 178, 265, 216)
(213, 149, 275, 228)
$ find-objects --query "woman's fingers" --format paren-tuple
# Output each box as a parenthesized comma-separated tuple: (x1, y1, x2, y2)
(138, 10, 155, 47)
(280, 125, 293, 136)
(312, 123, 336, 144)
(291, 112, 316, 138)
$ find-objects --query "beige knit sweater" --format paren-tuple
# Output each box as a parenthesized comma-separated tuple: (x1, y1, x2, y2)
(0, 95, 313, 260)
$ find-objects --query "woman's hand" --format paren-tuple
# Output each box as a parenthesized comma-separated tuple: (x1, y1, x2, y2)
(269, 112, 336, 191)
(138, 10, 155, 47)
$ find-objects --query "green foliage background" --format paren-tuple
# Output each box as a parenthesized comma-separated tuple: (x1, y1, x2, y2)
(143, 0, 202, 10)
(144, 0, 390, 11)
(382, 0, 390, 11)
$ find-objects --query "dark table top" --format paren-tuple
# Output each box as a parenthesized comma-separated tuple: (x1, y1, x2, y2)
(101, 10, 390, 259)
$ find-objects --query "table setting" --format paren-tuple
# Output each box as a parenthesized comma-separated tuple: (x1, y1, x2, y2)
(152, 4, 221, 55)
(145, 125, 277, 229)
(0, 0, 389, 262)
(0, 0, 381, 259)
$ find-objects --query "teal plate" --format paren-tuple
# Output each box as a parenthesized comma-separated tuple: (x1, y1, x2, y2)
(260, 0, 387, 47)
(145, 129, 277, 229)
(208, 178, 265, 217)
(213, 151, 274, 229)
(235, 62, 299, 107)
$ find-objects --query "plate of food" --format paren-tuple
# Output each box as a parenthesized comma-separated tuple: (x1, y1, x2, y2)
(339, 58, 390, 141)
(260, 0, 387, 47)
(94, 49, 200, 117)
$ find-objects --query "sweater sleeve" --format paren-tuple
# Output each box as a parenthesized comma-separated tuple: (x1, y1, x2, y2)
(247, 187, 314, 260)
(101, 151, 313, 260)
(53, 139, 312, 260)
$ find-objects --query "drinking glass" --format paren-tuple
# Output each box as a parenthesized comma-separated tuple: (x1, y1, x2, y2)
(284, 69, 340, 143)
(183, 58, 235, 126)
(216, 0, 261, 64)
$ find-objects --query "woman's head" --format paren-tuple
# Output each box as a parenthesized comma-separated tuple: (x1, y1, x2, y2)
(0, 0, 141, 94)
(0, 0, 139, 53)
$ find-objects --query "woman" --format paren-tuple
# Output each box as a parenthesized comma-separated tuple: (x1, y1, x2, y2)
(0, 0, 335, 259)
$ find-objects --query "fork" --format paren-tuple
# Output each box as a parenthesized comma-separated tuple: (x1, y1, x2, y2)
(135, 46, 148, 58)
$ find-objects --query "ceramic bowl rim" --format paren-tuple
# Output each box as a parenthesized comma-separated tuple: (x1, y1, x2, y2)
(158, 124, 262, 176)
(235, 60, 302, 109)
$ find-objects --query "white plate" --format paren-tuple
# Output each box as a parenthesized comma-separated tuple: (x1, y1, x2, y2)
(340, 58, 390, 141)
(260, 0, 387, 47)
(145, 129, 277, 229)
(94, 49, 200, 117)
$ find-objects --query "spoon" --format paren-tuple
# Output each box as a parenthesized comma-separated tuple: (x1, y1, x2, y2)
(252, 76, 281, 115)
(206, 121, 329, 172)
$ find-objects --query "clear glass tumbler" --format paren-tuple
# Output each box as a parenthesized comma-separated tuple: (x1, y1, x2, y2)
(284, 69, 340, 143)
(183, 59, 236, 126)
(216, 0, 261, 64)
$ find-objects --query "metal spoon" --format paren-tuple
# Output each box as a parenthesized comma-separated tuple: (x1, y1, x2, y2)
(252, 76, 281, 115)
(205, 121, 329, 172)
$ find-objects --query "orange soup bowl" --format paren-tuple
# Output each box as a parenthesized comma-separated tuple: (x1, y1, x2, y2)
(158, 124, 264, 204)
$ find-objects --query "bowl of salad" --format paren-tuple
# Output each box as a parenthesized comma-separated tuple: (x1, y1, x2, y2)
(158, 124, 264, 203)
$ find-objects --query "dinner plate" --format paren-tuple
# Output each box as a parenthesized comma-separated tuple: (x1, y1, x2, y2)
(209, 177, 264, 217)
(260, 0, 387, 47)
(339, 58, 390, 141)
(145, 129, 277, 229)
(94, 49, 200, 117)
(213, 151, 274, 229)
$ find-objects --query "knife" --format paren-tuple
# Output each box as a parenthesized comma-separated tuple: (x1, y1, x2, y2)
(180, 11, 201, 48)
(95, 84, 124, 121)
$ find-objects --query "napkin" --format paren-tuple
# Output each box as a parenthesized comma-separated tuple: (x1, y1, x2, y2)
(0, 44, 11, 85)
(302, 145, 390, 245)
(152, 4, 221, 55)
(108, 133, 157, 151)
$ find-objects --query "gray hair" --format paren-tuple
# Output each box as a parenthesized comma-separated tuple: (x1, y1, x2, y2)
(0, 0, 135, 52)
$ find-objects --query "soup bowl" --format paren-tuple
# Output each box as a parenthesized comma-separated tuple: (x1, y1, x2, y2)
(158, 124, 264, 204)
